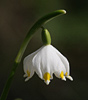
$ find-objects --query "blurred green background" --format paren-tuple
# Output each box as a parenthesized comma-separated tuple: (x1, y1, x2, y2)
(0, 0, 88, 100)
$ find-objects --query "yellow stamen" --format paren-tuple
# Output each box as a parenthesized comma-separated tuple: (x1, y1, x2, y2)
(60, 71, 64, 79)
(43, 72, 51, 81)
(65, 72, 68, 76)
(27, 70, 30, 77)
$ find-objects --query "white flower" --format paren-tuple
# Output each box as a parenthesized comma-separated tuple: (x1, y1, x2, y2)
(23, 45, 73, 85)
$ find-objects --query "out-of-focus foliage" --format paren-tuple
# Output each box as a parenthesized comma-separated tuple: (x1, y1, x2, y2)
(14, 98, 23, 100)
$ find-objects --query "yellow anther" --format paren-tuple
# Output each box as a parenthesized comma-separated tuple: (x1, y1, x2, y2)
(43, 72, 51, 81)
(27, 70, 30, 77)
(65, 72, 68, 76)
(60, 71, 64, 79)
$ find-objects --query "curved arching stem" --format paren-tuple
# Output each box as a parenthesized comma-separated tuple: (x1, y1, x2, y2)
(0, 9, 66, 100)
(15, 10, 66, 63)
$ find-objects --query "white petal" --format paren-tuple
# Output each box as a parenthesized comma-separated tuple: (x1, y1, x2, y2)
(44, 80, 50, 85)
(54, 70, 66, 81)
(23, 54, 34, 79)
(25, 77, 30, 82)
(23, 74, 27, 78)
(32, 45, 66, 80)
(54, 71, 60, 78)
(66, 76, 73, 81)
(61, 76, 66, 81)
(32, 54, 43, 79)
(32, 46, 53, 79)
(51, 45, 70, 75)
(23, 46, 43, 79)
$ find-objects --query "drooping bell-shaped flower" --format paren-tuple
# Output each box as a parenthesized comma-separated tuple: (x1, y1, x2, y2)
(23, 28, 73, 85)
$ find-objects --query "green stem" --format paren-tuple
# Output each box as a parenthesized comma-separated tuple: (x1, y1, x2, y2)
(41, 28, 51, 45)
(0, 9, 66, 100)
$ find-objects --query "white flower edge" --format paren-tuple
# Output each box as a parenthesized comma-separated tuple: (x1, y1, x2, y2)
(23, 45, 73, 85)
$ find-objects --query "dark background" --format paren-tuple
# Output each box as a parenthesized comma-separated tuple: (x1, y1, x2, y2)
(0, 0, 88, 100)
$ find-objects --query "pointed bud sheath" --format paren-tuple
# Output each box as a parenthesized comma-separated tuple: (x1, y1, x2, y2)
(41, 28, 51, 45)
